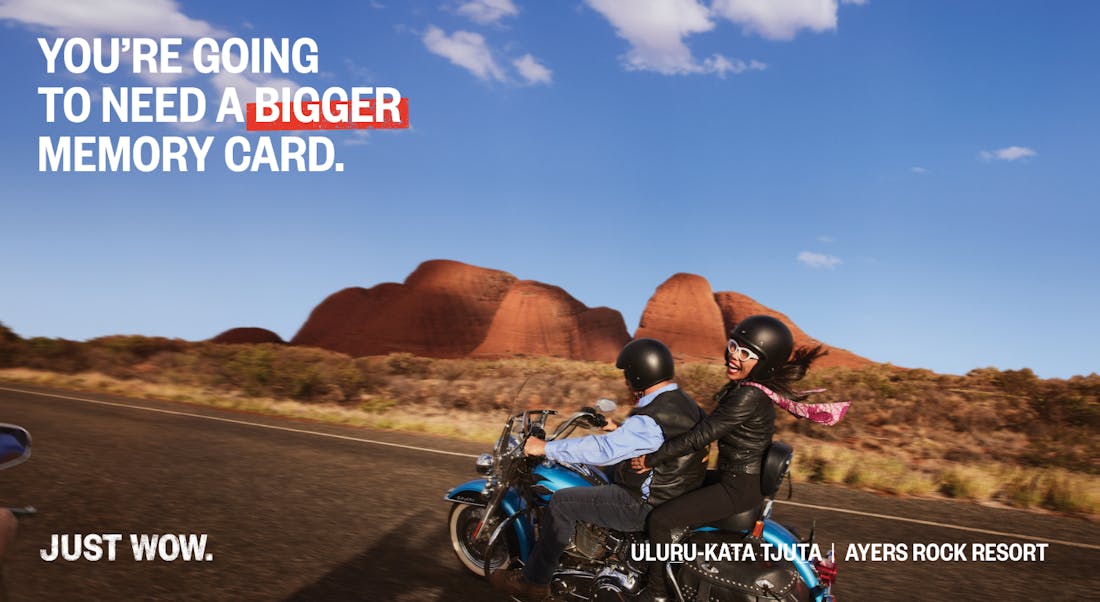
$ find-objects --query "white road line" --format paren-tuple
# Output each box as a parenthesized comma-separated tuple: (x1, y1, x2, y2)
(4, 385, 1097, 551)
(775, 500, 1100, 550)
(0, 386, 479, 459)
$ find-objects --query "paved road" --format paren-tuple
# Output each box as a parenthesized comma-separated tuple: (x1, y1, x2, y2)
(1, 384, 1098, 601)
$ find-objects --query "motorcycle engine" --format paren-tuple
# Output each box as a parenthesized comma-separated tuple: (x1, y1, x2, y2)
(570, 523, 611, 561)
(553, 526, 645, 600)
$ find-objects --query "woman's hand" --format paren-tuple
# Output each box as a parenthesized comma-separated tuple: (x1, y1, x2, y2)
(631, 455, 651, 474)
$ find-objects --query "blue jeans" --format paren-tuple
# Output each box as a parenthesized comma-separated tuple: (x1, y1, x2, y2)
(523, 484, 651, 584)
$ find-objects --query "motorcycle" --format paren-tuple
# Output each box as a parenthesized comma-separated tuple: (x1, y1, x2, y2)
(0, 423, 33, 516)
(0, 426, 28, 467)
(1, 424, 35, 601)
(444, 402, 837, 601)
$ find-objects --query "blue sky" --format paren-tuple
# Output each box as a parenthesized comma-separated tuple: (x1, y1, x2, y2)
(1, 0, 1097, 378)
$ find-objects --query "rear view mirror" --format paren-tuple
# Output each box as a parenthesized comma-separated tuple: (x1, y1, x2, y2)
(0, 424, 31, 471)
(594, 398, 617, 413)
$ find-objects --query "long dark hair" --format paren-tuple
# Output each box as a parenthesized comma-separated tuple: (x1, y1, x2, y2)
(757, 344, 828, 399)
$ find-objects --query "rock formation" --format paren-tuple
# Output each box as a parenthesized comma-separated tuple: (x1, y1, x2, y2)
(211, 327, 285, 345)
(291, 260, 516, 358)
(634, 273, 727, 360)
(472, 281, 629, 361)
(284, 259, 875, 366)
(714, 291, 872, 369)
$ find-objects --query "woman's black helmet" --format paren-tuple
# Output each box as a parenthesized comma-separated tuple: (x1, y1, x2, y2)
(616, 338, 674, 392)
(730, 315, 794, 380)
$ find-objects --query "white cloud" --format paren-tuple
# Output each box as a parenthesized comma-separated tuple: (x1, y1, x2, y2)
(701, 54, 767, 77)
(456, 0, 518, 25)
(344, 58, 372, 80)
(185, 69, 301, 132)
(0, 0, 224, 36)
(817, 235, 835, 243)
(513, 54, 552, 85)
(979, 146, 1037, 162)
(841, 0, 868, 5)
(711, 0, 839, 41)
(0, 0, 246, 131)
(210, 70, 299, 106)
(586, 0, 715, 74)
(911, 166, 930, 175)
(585, 0, 765, 77)
(422, 26, 506, 81)
(798, 251, 842, 269)
(343, 130, 371, 146)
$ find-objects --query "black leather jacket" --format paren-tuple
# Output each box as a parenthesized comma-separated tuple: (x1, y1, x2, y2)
(647, 382, 774, 475)
(613, 388, 707, 506)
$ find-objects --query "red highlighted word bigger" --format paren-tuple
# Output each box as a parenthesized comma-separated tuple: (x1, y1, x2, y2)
(246, 86, 408, 131)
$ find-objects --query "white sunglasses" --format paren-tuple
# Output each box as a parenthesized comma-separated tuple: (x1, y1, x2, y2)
(727, 339, 760, 362)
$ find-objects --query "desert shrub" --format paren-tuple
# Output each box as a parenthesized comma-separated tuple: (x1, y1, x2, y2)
(0, 322, 22, 367)
(385, 352, 432, 376)
(358, 397, 396, 413)
(994, 368, 1041, 397)
(1002, 469, 1047, 508)
(677, 363, 726, 407)
(220, 345, 277, 395)
(87, 335, 188, 361)
(938, 465, 999, 501)
(1042, 470, 1099, 514)
(19, 337, 90, 373)
(353, 357, 389, 392)
(0, 322, 19, 344)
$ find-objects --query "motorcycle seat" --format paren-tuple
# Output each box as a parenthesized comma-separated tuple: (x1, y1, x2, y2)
(694, 442, 791, 533)
(699, 505, 760, 533)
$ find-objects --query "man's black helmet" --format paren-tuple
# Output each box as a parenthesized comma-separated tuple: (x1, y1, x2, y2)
(730, 315, 794, 380)
(616, 338, 674, 392)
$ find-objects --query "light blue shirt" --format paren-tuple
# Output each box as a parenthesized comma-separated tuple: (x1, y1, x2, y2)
(544, 383, 678, 497)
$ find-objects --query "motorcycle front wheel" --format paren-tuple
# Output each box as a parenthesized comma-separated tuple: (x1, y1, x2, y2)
(448, 503, 513, 576)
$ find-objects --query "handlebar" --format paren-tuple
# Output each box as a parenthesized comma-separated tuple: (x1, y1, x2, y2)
(546, 409, 610, 442)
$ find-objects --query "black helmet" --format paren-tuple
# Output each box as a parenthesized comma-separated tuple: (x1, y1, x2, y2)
(730, 315, 794, 379)
(616, 338, 674, 392)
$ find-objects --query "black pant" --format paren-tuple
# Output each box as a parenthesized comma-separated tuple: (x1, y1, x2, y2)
(523, 484, 651, 585)
(645, 472, 763, 593)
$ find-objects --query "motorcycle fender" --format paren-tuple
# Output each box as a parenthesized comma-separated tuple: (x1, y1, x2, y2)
(762, 519, 821, 594)
(444, 479, 534, 563)
(444, 479, 489, 507)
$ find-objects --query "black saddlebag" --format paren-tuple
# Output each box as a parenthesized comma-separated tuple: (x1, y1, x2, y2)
(675, 533, 809, 602)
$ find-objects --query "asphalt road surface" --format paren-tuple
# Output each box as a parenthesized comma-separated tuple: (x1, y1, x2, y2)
(1, 384, 1098, 601)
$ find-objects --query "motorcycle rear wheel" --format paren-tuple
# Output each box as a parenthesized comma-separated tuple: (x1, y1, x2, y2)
(448, 503, 512, 576)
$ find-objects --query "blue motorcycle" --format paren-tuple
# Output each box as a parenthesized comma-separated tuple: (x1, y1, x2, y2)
(1, 424, 35, 601)
(0, 423, 33, 510)
(445, 402, 837, 601)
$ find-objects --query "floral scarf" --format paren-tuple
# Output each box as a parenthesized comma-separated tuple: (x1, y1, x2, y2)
(740, 381, 850, 426)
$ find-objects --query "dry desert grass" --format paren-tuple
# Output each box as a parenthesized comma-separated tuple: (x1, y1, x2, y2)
(0, 327, 1096, 516)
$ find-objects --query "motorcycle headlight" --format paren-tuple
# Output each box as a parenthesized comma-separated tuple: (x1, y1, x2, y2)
(475, 453, 494, 475)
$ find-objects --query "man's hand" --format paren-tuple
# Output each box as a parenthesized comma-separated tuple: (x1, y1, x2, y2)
(524, 437, 547, 457)
(601, 419, 619, 432)
(631, 455, 651, 474)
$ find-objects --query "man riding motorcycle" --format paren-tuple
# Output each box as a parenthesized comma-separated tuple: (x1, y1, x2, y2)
(489, 338, 708, 599)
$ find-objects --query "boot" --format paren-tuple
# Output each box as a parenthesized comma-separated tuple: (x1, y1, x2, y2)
(489, 568, 551, 600)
